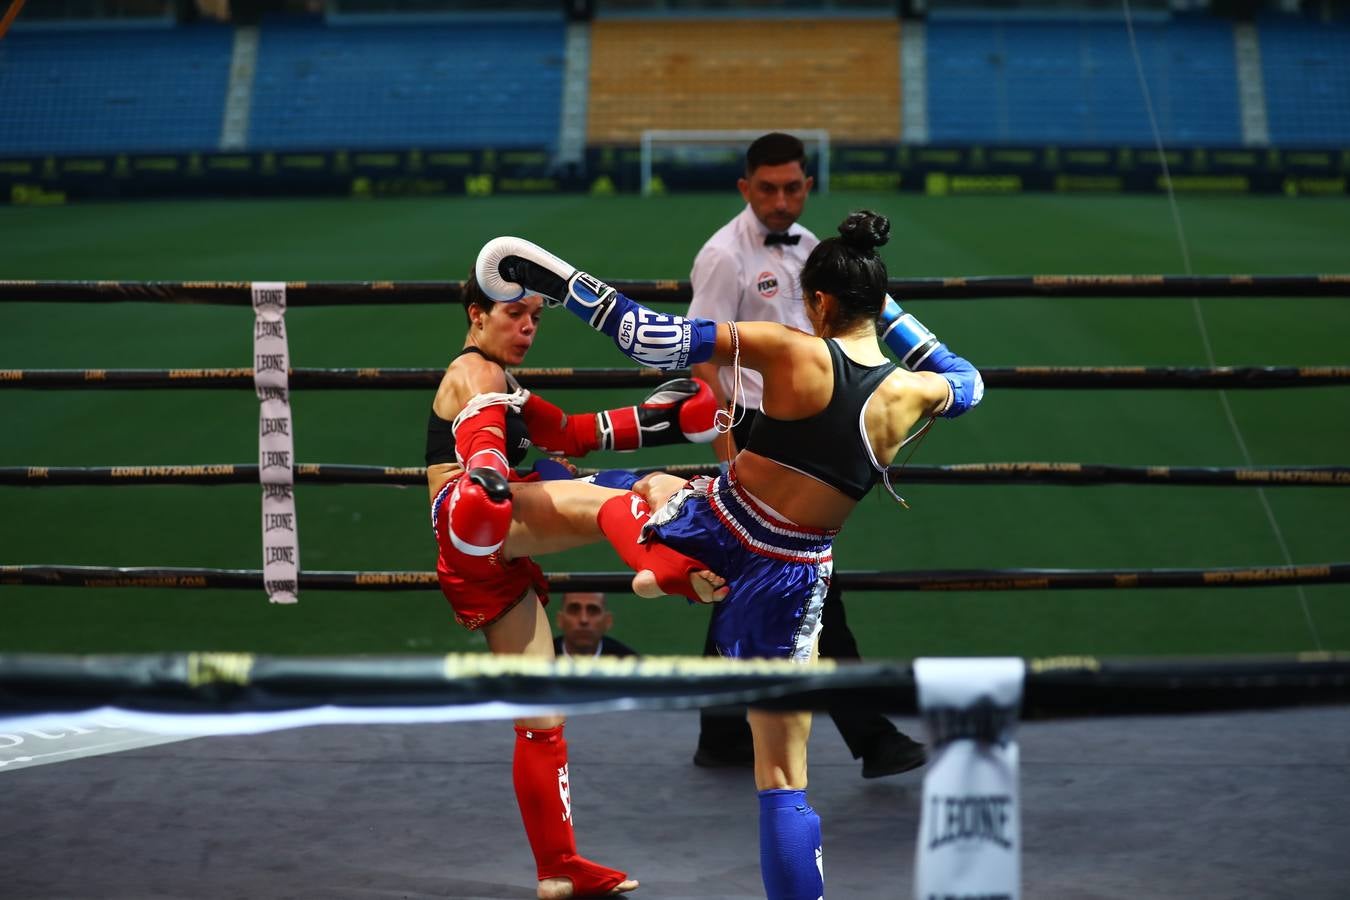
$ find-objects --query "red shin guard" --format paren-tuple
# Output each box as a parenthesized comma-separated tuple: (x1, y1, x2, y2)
(596, 492, 711, 602)
(513, 725, 627, 894)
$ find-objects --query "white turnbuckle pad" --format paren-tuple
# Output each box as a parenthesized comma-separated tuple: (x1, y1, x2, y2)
(913, 657, 1025, 900)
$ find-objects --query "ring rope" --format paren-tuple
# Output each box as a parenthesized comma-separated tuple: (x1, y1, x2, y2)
(1, 651, 1347, 720)
(5, 365, 1348, 390)
(6, 276, 1344, 613)
(2, 274, 1349, 305)
(0, 0, 27, 40)
(5, 563, 1347, 592)
(5, 462, 1349, 488)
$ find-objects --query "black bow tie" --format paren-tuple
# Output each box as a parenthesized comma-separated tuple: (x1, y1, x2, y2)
(764, 232, 800, 247)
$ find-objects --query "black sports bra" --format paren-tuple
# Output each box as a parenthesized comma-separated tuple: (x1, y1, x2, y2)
(424, 347, 531, 467)
(742, 339, 896, 500)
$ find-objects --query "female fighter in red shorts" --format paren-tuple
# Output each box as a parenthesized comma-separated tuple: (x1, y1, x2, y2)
(426, 274, 724, 898)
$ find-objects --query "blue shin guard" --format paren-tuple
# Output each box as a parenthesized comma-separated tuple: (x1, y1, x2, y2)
(758, 789, 824, 900)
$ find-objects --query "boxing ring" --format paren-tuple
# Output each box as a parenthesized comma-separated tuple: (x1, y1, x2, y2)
(2, 275, 1348, 899)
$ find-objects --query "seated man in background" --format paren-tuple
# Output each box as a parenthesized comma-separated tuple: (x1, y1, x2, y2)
(554, 591, 637, 658)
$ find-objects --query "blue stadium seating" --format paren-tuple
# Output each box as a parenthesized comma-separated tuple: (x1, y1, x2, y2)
(926, 16, 1243, 146)
(248, 20, 565, 151)
(1, 13, 1338, 159)
(1258, 14, 1350, 147)
(0, 25, 234, 155)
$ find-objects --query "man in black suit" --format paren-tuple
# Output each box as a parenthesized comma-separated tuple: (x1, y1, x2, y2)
(553, 592, 637, 658)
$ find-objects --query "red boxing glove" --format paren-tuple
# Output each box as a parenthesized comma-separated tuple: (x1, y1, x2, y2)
(523, 379, 720, 457)
(449, 404, 514, 556)
(677, 377, 720, 442)
(448, 467, 513, 557)
(598, 377, 719, 449)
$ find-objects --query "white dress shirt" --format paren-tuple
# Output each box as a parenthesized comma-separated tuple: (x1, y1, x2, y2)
(688, 204, 819, 410)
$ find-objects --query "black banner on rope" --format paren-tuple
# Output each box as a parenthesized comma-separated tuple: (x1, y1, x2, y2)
(0, 147, 562, 206)
(4, 462, 1348, 488)
(4, 366, 1349, 391)
(5, 143, 1347, 204)
(3, 275, 1350, 306)
(593, 142, 1350, 197)
(0, 651, 1346, 720)
(3, 563, 1348, 592)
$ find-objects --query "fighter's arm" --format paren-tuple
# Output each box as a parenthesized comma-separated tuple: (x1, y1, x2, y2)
(474, 238, 957, 427)
(703, 319, 808, 375)
(437, 355, 514, 557)
(522, 377, 719, 455)
(877, 294, 984, 417)
(438, 353, 511, 471)
(899, 369, 957, 422)
(476, 237, 808, 379)
(476, 237, 720, 370)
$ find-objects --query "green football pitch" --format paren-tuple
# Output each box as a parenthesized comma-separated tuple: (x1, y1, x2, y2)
(1, 192, 1347, 658)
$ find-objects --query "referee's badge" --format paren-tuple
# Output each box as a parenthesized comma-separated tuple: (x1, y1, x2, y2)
(756, 271, 779, 299)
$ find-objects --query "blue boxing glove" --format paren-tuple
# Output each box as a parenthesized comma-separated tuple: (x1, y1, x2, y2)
(590, 469, 640, 491)
(530, 457, 576, 481)
(476, 236, 718, 371)
(531, 457, 639, 490)
(878, 294, 984, 417)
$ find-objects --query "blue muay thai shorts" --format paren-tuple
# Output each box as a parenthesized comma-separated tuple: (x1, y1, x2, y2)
(645, 466, 836, 661)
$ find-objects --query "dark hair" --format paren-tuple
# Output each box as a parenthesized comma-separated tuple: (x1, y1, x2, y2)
(746, 132, 807, 176)
(799, 210, 890, 330)
(461, 267, 495, 325)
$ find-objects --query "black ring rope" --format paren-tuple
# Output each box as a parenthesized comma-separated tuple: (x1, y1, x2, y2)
(4, 276, 1344, 689)
(0, 651, 1346, 719)
(4, 462, 1348, 488)
(5, 365, 1348, 390)
(2, 274, 1349, 305)
(4, 563, 1347, 592)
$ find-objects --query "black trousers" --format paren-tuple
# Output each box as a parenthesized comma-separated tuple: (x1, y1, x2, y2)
(697, 407, 897, 759)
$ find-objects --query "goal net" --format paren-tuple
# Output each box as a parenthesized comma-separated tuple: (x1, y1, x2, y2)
(638, 129, 831, 196)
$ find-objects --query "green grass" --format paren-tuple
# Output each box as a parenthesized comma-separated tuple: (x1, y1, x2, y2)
(1, 192, 1348, 657)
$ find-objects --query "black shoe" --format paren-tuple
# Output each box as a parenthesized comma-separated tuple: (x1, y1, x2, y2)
(861, 732, 926, 779)
(692, 744, 755, 768)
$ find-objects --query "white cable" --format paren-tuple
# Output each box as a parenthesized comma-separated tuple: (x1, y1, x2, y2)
(1122, 0, 1322, 649)
(714, 321, 747, 434)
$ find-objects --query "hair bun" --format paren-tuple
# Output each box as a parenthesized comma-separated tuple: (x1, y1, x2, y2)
(837, 210, 890, 253)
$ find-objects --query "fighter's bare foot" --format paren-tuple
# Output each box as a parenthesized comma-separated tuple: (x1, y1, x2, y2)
(691, 569, 729, 603)
(632, 568, 728, 603)
(632, 472, 685, 510)
(537, 876, 640, 898)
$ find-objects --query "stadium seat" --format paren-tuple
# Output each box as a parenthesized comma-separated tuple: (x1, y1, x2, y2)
(586, 18, 901, 144)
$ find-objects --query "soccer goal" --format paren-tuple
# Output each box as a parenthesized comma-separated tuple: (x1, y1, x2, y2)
(638, 129, 831, 197)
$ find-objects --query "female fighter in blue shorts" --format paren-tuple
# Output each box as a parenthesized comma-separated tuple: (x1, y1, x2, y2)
(428, 272, 725, 898)
(474, 210, 983, 900)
